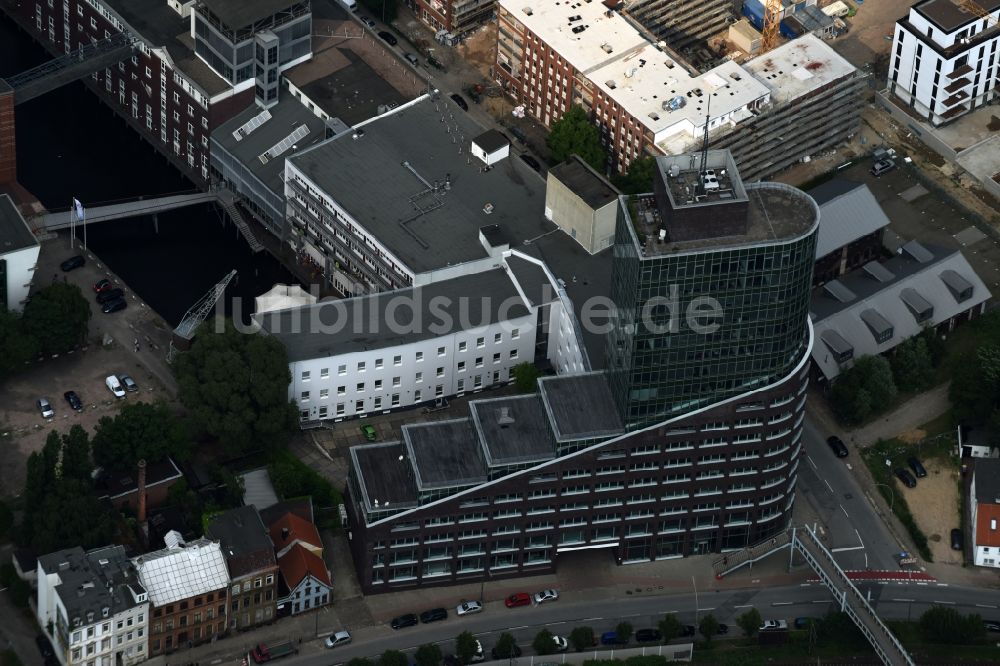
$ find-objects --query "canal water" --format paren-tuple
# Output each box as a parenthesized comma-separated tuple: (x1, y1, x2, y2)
(0, 16, 300, 326)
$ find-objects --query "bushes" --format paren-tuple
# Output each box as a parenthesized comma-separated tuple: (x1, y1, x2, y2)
(269, 449, 342, 514)
(831, 355, 897, 425)
(919, 607, 985, 644)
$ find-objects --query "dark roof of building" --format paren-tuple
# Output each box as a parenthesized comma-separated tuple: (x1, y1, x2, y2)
(0, 195, 38, 254)
(974, 459, 1000, 504)
(256, 268, 530, 362)
(286, 46, 411, 127)
(95, 458, 183, 500)
(505, 255, 558, 307)
(103, 0, 229, 95)
(403, 418, 488, 490)
(37, 546, 145, 625)
(470, 394, 557, 466)
(914, 0, 1000, 32)
(539, 372, 625, 442)
(473, 129, 509, 154)
(549, 156, 621, 210)
(259, 497, 314, 527)
(212, 98, 330, 198)
(199, 0, 300, 29)
(350, 442, 419, 510)
(205, 506, 277, 579)
(276, 543, 331, 589)
(288, 96, 554, 274)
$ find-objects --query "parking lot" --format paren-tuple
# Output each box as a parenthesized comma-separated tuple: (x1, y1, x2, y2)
(0, 234, 177, 499)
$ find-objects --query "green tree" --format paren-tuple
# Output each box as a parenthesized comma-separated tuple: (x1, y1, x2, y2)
(615, 621, 633, 644)
(174, 320, 297, 456)
(25, 477, 113, 553)
(59, 425, 93, 483)
(346, 659, 375, 666)
(736, 608, 762, 637)
(166, 479, 203, 537)
(91, 402, 189, 477)
(699, 614, 720, 643)
(569, 626, 594, 651)
(546, 105, 606, 171)
(0, 307, 38, 379)
(657, 614, 683, 643)
(378, 651, 408, 666)
(891, 336, 935, 392)
(919, 326, 945, 366)
(830, 355, 897, 425)
(950, 352, 994, 424)
(22, 283, 90, 354)
(919, 607, 985, 644)
(455, 631, 479, 664)
(269, 450, 340, 508)
(611, 156, 655, 194)
(493, 633, 517, 659)
(512, 362, 541, 393)
(414, 644, 442, 666)
(533, 629, 556, 655)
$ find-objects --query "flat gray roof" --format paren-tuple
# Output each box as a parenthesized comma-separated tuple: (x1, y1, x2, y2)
(539, 372, 625, 442)
(256, 268, 529, 362)
(974, 459, 1000, 503)
(470, 394, 557, 467)
(0, 195, 38, 254)
(104, 0, 229, 95)
(289, 96, 555, 274)
(403, 418, 488, 490)
(915, 0, 1000, 32)
(811, 246, 991, 380)
(37, 546, 144, 625)
(212, 97, 329, 197)
(351, 442, 419, 510)
(549, 156, 621, 210)
(200, 0, 301, 29)
(505, 255, 557, 307)
(809, 180, 889, 259)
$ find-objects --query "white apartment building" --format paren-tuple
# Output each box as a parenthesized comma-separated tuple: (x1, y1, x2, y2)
(0, 195, 40, 312)
(37, 546, 149, 666)
(888, 0, 1000, 125)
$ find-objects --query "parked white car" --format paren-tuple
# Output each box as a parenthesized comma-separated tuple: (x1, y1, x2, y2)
(105, 375, 125, 398)
(760, 620, 788, 631)
(456, 600, 483, 616)
(325, 630, 352, 648)
(533, 588, 559, 604)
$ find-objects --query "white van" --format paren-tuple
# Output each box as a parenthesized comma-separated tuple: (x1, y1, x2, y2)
(106, 375, 125, 398)
(338, 0, 358, 11)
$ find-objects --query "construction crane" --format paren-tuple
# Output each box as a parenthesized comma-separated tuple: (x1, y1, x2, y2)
(166, 269, 238, 363)
(761, 0, 783, 53)
(953, 0, 998, 26)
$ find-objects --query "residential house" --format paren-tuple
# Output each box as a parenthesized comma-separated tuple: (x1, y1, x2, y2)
(267, 512, 331, 616)
(132, 532, 229, 655)
(971, 459, 1000, 568)
(206, 506, 279, 630)
(36, 546, 149, 666)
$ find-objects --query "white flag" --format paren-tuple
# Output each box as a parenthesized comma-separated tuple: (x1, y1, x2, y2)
(73, 198, 84, 220)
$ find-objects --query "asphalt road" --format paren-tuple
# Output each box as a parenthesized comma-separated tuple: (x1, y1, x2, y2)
(297, 582, 1000, 665)
(798, 417, 903, 572)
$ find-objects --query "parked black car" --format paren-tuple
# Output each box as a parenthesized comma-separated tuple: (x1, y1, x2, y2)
(519, 154, 541, 171)
(63, 390, 83, 412)
(378, 30, 397, 45)
(894, 468, 917, 488)
(390, 613, 418, 629)
(420, 608, 448, 623)
(96, 288, 124, 304)
(102, 298, 127, 313)
(907, 456, 927, 478)
(826, 436, 849, 457)
(635, 629, 662, 643)
(951, 528, 964, 551)
(60, 255, 85, 271)
(450, 93, 469, 111)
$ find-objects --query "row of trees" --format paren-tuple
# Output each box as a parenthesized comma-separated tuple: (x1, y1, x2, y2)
(951, 335, 1000, 429)
(831, 330, 943, 425)
(0, 283, 91, 381)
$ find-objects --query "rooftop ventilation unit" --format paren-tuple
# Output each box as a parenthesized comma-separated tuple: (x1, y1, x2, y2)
(601, 42, 613, 53)
(498, 407, 515, 428)
(483, 203, 494, 214)
(233, 108, 272, 141)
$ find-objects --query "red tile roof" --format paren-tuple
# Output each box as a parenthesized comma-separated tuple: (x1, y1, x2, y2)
(976, 503, 1000, 547)
(268, 512, 322, 551)
(277, 543, 331, 589)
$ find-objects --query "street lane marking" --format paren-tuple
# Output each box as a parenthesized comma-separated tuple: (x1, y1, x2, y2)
(855, 529, 864, 547)
(840, 505, 849, 517)
(825, 479, 834, 492)
(936, 583, 949, 587)
(773, 602, 793, 606)
(812, 600, 830, 604)
(808, 455, 818, 469)
(549, 621, 567, 626)
(734, 605, 753, 608)
(932, 601, 955, 605)
(698, 608, 715, 612)
(892, 599, 915, 602)
(510, 626, 529, 630)
(976, 604, 998, 609)
(832, 546, 865, 552)
(581, 618, 603, 622)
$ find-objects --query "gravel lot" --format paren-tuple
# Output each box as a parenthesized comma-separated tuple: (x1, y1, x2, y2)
(902, 453, 963, 565)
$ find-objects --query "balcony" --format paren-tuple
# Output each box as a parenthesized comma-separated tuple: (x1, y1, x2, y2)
(940, 90, 970, 107)
(944, 77, 971, 93)
(946, 64, 973, 79)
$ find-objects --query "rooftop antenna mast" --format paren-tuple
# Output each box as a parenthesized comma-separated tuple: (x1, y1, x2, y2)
(697, 94, 712, 194)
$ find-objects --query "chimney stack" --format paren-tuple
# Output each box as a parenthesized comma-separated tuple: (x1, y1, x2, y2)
(281, 527, 290, 541)
(137, 459, 147, 524)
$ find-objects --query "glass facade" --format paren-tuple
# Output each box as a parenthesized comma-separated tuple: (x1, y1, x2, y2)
(607, 185, 818, 430)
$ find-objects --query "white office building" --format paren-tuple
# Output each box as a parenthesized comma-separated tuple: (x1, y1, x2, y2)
(36, 546, 149, 666)
(0, 194, 40, 312)
(888, 0, 1000, 125)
